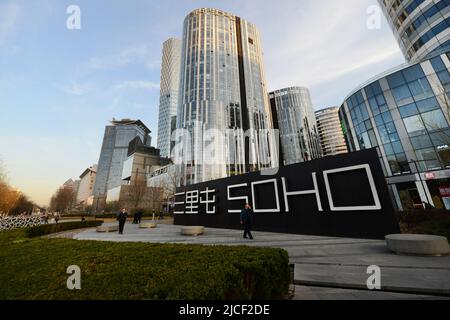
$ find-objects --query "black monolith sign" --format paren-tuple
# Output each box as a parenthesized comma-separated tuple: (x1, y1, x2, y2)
(174, 148, 400, 239)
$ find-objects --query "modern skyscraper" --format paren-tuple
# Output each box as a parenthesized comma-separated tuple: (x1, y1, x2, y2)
(175, 8, 277, 185)
(157, 38, 182, 158)
(92, 119, 152, 211)
(339, 51, 450, 211)
(269, 87, 322, 166)
(315, 106, 348, 157)
(378, 0, 450, 62)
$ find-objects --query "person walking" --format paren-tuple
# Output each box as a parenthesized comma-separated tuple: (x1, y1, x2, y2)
(132, 210, 138, 224)
(240, 203, 254, 240)
(117, 208, 128, 235)
(138, 209, 144, 224)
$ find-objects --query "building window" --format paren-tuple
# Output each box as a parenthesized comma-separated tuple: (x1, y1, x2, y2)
(416, 148, 442, 171)
(422, 109, 449, 131)
(403, 114, 426, 135)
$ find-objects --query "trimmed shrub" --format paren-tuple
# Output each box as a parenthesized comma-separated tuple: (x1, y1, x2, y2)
(417, 218, 450, 240)
(24, 221, 103, 238)
(396, 209, 450, 240)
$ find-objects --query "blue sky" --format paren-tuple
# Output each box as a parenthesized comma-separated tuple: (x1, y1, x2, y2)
(0, 0, 406, 206)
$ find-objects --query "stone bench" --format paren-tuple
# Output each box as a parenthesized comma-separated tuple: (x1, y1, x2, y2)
(139, 222, 157, 229)
(181, 226, 205, 236)
(96, 225, 119, 233)
(386, 234, 449, 256)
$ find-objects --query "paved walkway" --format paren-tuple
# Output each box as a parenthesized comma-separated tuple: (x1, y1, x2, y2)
(72, 222, 450, 299)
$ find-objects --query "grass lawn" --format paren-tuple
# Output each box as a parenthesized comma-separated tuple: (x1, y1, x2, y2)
(0, 222, 290, 300)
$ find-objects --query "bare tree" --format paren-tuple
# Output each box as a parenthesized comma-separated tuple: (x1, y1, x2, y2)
(127, 179, 148, 210)
(10, 194, 35, 215)
(49, 186, 76, 213)
(164, 165, 183, 199)
(0, 184, 21, 215)
(148, 186, 165, 212)
(0, 158, 21, 215)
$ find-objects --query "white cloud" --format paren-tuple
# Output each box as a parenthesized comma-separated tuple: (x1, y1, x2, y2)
(63, 83, 88, 96)
(114, 80, 160, 90)
(89, 44, 161, 70)
(0, 3, 21, 46)
(256, 0, 405, 104)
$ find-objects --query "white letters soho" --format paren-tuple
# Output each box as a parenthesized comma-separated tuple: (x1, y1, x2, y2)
(174, 164, 382, 214)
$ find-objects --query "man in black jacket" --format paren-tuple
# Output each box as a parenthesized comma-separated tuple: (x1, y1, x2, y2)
(117, 208, 128, 235)
(240, 203, 254, 240)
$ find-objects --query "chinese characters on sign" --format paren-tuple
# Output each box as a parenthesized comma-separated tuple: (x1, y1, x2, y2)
(174, 164, 381, 215)
(173, 148, 400, 239)
(175, 188, 217, 214)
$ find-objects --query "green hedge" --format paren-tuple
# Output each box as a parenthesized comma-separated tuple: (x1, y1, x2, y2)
(92, 212, 172, 219)
(396, 209, 450, 240)
(24, 221, 103, 238)
(0, 225, 290, 300)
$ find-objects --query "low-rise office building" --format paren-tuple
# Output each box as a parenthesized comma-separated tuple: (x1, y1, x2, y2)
(75, 165, 97, 210)
(105, 137, 170, 210)
(339, 50, 450, 210)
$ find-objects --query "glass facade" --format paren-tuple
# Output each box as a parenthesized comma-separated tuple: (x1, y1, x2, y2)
(157, 38, 182, 158)
(340, 51, 450, 210)
(269, 87, 323, 165)
(315, 106, 348, 157)
(379, 0, 450, 62)
(176, 8, 276, 185)
(92, 120, 151, 211)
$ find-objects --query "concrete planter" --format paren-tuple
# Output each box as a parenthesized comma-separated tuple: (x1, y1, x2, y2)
(181, 226, 205, 236)
(96, 225, 119, 233)
(386, 234, 449, 256)
(139, 222, 157, 229)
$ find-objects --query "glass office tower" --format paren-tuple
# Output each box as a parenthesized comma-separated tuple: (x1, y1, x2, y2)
(315, 106, 348, 157)
(92, 119, 151, 211)
(157, 38, 182, 159)
(269, 87, 323, 166)
(175, 8, 277, 185)
(378, 0, 450, 62)
(339, 51, 450, 210)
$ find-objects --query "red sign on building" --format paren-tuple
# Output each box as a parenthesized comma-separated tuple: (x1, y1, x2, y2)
(439, 187, 450, 197)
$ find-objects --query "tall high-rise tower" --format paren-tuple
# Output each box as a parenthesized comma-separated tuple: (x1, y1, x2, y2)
(157, 38, 182, 158)
(315, 106, 348, 157)
(175, 8, 277, 185)
(269, 87, 322, 166)
(378, 0, 450, 62)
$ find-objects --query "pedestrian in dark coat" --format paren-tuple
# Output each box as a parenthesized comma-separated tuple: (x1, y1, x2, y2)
(240, 203, 254, 240)
(117, 208, 128, 234)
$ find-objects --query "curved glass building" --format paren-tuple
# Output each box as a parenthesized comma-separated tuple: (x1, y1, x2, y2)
(378, 0, 450, 62)
(175, 8, 277, 185)
(339, 50, 450, 210)
(269, 87, 322, 165)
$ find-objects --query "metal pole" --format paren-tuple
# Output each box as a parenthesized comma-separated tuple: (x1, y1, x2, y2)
(411, 160, 431, 206)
